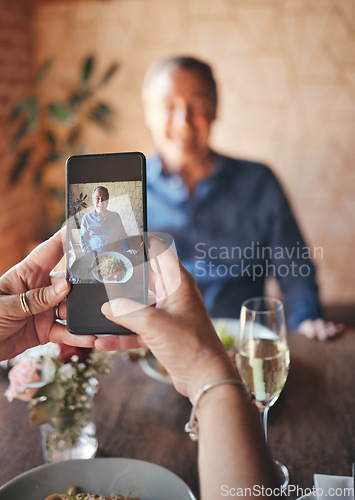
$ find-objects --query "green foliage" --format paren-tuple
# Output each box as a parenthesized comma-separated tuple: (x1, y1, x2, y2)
(7, 55, 119, 230)
(70, 192, 88, 228)
(48, 103, 73, 123)
(10, 149, 32, 183)
(82, 55, 94, 83)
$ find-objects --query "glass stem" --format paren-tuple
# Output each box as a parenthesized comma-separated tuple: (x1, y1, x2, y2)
(261, 405, 270, 443)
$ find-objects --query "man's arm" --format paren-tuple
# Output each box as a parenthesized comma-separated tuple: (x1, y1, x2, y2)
(80, 214, 91, 252)
(114, 213, 131, 252)
(266, 172, 343, 339)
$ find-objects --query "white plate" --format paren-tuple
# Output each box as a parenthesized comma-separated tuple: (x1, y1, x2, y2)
(0, 457, 196, 500)
(139, 356, 174, 385)
(92, 252, 133, 283)
(212, 318, 240, 347)
(212, 318, 281, 344)
(139, 319, 241, 385)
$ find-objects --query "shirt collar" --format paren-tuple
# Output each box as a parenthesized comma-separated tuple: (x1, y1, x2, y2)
(149, 151, 225, 180)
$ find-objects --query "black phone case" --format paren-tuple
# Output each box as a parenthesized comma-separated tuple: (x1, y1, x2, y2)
(66, 152, 148, 335)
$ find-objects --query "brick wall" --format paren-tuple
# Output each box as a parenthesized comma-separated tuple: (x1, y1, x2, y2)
(1, 0, 354, 306)
(0, 0, 48, 276)
(31, 0, 355, 306)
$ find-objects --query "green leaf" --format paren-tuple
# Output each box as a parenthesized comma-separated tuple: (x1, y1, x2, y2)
(47, 151, 63, 162)
(67, 126, 81, 146)
(82, 56, 94, 83)
(69, 89, 91, 106)
(35, 59, 53, 85)
(99, 62, 120, 86)
(10, 149, 32, 183)
(34, 170, 42, 186)
(96, 103, 114, 116)
(11, 120, 30, 148)
(44, 130, 56, 146)
(9, 98, 38, 131)
(49, 103, 73, 123)
(50, 188, 65, 201)
(89, 103, 115, 131)
(35, 381, 66, 401)
(9, 99, 30, 123)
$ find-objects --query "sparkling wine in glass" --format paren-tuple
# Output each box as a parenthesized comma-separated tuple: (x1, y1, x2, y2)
(236, 297, 290, 489)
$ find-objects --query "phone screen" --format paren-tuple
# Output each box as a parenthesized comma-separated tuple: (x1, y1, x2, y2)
(66, 152, 147, 335)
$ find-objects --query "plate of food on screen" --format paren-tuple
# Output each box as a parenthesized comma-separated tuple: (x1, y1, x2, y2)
(92, 252, 133, 283)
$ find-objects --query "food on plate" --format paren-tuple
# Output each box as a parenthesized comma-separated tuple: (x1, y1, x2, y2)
(213, 321, 238, 365)
(44, 484, 142, 499)
(97, 256, 126, 282)
(215, 323, 235, 350)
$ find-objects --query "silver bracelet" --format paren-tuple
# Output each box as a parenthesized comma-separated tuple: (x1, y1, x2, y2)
(184, 378, 253, 441)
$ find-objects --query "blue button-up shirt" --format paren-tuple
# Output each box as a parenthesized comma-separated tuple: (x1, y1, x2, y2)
(147, 152, 322, 330)
(80, 210, 128, 252)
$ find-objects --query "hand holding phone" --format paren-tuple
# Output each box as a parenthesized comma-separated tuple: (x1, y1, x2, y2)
(66, 152, 147, 335)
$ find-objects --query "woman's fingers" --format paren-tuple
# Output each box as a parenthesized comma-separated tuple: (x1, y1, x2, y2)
(48, 321, 96, 348)
(94, 334, 147, 352)
(8, 279, 70, 321)
(27, 279, 70, 316)
(101, 297, 161, 333)
(147, 234, 181, 302)
(23, 228, 66, 275)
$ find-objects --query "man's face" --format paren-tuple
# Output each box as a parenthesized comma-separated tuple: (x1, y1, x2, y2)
(143, 67, 216, 171)
(93, 188, 108, 214)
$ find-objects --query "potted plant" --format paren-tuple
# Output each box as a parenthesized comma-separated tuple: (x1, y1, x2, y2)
(7, 55, 119, 233)
(69, 191, 88, 245)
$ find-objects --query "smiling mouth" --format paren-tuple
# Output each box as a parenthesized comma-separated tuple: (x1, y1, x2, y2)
(172, 138, 197, 151)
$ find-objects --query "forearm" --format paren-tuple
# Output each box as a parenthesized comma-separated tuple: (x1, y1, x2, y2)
(80, 231, 91, 252)
(282, 285, 322, 331)
(197, 383, 280, 499)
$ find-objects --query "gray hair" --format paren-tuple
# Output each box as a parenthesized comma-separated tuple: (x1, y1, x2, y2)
(142, 55, 218, 114)
(92, 186, 109, 201)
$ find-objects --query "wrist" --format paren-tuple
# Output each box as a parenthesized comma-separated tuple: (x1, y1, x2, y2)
(185, 378, 252, 441)
(186, 351, 240, 404)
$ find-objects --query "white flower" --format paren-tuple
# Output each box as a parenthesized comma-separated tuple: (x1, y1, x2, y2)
(58, 363, 74, 379)
(41, 356, 57, 384)
(11, 343, 60, 365)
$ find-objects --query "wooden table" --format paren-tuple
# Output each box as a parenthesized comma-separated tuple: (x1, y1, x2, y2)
(0, 330, 354, 499)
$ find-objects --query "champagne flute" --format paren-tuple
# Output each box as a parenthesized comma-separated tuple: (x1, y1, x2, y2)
(236, 297, 290, 489)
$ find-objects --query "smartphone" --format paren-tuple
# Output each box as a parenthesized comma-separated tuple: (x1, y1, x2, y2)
(66, 152, 147, 334)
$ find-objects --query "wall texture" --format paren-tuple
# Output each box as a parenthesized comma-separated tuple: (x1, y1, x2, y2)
(0, 0, 48, 273)
(1, 0, 354, 306)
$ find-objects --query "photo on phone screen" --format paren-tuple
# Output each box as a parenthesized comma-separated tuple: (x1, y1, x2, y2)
(66, 152, 147, 335)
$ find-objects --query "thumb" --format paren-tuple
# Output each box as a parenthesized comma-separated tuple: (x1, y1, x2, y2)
(23, 279, 70, 317)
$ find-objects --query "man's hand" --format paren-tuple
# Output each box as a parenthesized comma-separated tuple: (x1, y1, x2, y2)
(298, 318, 345, 341)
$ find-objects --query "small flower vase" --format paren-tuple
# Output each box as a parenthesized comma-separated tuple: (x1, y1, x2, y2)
(40, 419, 98, 463)
(40, 378, 99, 463)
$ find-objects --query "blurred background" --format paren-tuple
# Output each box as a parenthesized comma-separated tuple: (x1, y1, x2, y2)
(1, 0, 354, 315)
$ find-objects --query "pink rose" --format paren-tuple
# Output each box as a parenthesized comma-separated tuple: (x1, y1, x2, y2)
(5, 359, 42, 402)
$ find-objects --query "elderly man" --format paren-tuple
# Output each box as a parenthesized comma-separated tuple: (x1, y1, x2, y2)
(142, 55, 343, 340)
(80, 186, 129, 253)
